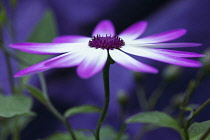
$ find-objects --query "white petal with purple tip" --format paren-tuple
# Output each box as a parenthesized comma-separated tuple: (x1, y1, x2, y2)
(9, 42, 86, 54)
(92, 20, 115, 37)
(128, 42, 202, 48)
(77, 48, 108, 78)
(53, 35, 90, 43)
(121, 46, 202, 67)
(109, 49, 158, 73)
(119, 21, 147, 40)
(45, 50, 89, 67)
(133, 29, 187, 43)
(148, 49, 204, 58)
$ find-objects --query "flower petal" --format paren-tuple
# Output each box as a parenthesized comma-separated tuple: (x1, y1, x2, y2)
(9, 42, 86, 54)
(77, 48, 108, 78)
(92, 20, 115, 37)
(148, 49, 204, 58)
(121, 45, 202, 67)
(119, 21, 147, 40)
(133, 29, 187, 43)
(45, 48, 90, 67)
(128, 42, 202, 48)
(14, 53, 79, 77)
(53, 35, 90, 43)
(14, 60, 51, 77)
(109, 49, 158, 73)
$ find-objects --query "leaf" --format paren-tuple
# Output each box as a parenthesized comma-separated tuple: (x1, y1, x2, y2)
(25, 84, 47, 104)
(1, 116, 34, 139)
(0, 94, 34, 118)
(17, 10, 58, 86)
(38, 125, 129, 140)
(0, 6, 6, 27)
(100, 126, 129, 140)
(64, 105, 101, 118)
(38, 132, 94, 140)
(188, 120, 210, 140)
(18, 10, 57, 67)
(126, 111, 181, 132)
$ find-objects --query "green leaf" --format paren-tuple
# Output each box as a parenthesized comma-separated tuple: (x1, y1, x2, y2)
(1, 116, 34, 139)
(27, 10, 57, 43)
(0, 95, 34, 118)
(64, 105, 101, 118)
(38, 132, 94, 140)
(25, 84, 47, 104)
(188, 120, 210, 140)
(126, 111, 181, 132)
(18, 10, 57, 67)
(0, 7, 6, 27)
(100, 126, 129, 140)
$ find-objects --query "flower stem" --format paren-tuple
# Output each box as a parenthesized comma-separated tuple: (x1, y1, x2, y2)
(114, 123, 127, 140)
(12, 117, 19, 140)
(95, 61, 111, 140)
(3, 46, 15, 93)
(38, 73, 77, 140)
(178, 69, 206, 140)
(186, 98, 210, 128)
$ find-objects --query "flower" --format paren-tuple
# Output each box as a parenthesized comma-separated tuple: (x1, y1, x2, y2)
(9, 20, 203, 78)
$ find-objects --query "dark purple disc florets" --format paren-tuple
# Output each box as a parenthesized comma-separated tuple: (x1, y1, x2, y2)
(88, 34, 125, 50)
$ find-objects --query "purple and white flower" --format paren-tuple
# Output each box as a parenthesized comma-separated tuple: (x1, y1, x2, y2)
(10, 20, 203, 78)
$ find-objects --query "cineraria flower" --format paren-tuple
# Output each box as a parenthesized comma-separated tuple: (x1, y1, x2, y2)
(10, 20, 203, 78)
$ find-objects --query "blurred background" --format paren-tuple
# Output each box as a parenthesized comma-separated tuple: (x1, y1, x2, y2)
(1, 0, 210, 139)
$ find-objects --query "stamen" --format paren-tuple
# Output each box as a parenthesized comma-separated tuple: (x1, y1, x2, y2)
(88, 34, 125, 50)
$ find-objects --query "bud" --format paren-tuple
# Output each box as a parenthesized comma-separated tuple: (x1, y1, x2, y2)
(10, 0, 17, 8)
(162, 65, 182, 82)
(117, 90, 129, 107)
(200, 49, 210, 74)
(0, 6, 6, 28)
(171, 93, 185, 107)
(133, 72, 144, 82)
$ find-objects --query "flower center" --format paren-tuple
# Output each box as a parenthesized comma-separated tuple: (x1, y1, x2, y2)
(88, 35, 125, 50)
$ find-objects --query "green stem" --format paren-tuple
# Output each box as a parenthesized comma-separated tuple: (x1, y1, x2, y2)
(38, 73, 77, 140)
(178, 69, 206, 140)
(3, 47, 15, 93)
(136, 84, 148, 111)
(114, 123, 127, 140)
(186, 98, 210, 128)
(95, 61, 111, 140)
(12, 117, 19, 140)
(148, 81, 168, 110)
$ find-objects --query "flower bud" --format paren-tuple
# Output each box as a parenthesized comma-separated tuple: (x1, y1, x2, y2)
(133, 72, 144, 82)
(117, 90, 129, 107)
(200, 49, 210, 74)
(162, 65, 182, 82)
(171, 93, 185, 106)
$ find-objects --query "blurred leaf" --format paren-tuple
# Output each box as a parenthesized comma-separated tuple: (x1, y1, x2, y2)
(10, 0, 17, 8)
(28, 10, 57, 42)
(126, 111, 181, 132)
(0, 94, 34, 118)
(25, 84, 47, 104)
(38, 125, 128, 140)
(64, 105, 101, 118)
(38, 132, 94, 140)
(18, 10, 57, 67)
(100, 126, 129, 140)
(0, 6, 6, 27)
(1, 116, 34, 139)
(188, 120, 210, 140)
